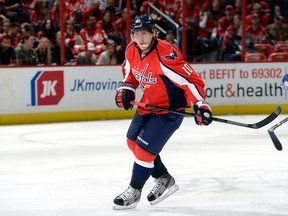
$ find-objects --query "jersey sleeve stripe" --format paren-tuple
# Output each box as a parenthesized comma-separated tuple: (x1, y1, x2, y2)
(160, 62, 205, 101)
(123, 59, 131, 82)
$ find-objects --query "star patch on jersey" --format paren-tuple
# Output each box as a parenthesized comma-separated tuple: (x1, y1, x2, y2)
(162, 49, 178, 61)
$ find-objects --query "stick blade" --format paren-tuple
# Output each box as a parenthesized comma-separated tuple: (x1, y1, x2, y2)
(267, 116, 288, 151)
(216, 106, 282, 129)
(253, 106, 282, 129)
(268, 129, 283, 151)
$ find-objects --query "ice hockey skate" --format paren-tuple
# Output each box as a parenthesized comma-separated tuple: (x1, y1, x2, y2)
(113, 185, 142, 210)
(147, 173, 179, 205)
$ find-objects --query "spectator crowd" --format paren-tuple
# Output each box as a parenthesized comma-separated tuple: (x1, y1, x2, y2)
(0, 0, 287, 66)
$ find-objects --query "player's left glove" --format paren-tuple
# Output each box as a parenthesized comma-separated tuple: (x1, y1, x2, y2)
(281, 74, 288, 90)
(193, 101, 212, 126)
(115, 82, 136, 110)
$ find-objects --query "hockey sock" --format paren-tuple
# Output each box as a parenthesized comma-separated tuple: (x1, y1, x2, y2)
(151, 155, 168, 178)
(130, 162, 153, 189)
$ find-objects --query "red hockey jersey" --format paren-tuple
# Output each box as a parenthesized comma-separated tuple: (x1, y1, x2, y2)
(122, 39, 207, 115)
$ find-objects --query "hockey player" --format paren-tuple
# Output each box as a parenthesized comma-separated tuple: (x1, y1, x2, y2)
(282, 74, 288, 90)
(113, 14, 212, 210)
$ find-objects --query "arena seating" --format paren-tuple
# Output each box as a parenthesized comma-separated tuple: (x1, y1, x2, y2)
(268, 52, 288, 62)
(273, 44, 288, 53)
(245, 53, 267, 62)
(254, 43, 273, 55)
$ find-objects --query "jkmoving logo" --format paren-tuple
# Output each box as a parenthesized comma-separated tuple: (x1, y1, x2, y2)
(31, 71, 64, 106)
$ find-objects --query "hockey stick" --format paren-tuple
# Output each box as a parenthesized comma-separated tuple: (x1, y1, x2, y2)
(268, 117, 288, 151)
(131, 101, 281, 129)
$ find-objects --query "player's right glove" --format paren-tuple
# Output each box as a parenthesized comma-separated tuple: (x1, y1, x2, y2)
(193, 101, 212, 126)
(115, 82, 136, 110)
(281, 74, 288, 90)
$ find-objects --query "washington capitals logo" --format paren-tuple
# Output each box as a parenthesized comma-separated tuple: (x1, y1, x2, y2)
(162, 49, 178, 61)
(132, 64, 157, 89)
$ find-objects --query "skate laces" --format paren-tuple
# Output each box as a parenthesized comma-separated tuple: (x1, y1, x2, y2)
(118, 186, 139, 201)
(151, 177, 166, 195)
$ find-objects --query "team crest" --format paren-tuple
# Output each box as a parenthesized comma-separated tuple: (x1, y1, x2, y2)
(162, 49, 178, 61)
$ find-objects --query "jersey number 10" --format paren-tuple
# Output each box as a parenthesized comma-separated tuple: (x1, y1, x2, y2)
(182, 63, 193, 76)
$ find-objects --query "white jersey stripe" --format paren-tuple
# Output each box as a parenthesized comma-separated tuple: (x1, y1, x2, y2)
(123, 60, 131, 82)
(160, 62, 204, 101)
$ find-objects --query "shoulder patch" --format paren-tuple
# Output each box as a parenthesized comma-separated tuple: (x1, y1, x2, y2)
(162, 48, 178, 61)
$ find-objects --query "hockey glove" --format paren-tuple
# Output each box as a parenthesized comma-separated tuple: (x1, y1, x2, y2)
(115, 82, 136, 110)
(193, 101, 212, 126)
(281, 74, 288, 90)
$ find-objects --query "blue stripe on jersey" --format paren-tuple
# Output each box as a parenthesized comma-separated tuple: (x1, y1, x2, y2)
(159, 75, 188, 109)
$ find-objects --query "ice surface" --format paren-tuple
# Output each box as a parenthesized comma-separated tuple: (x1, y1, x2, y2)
(1, 114, 288, 216)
